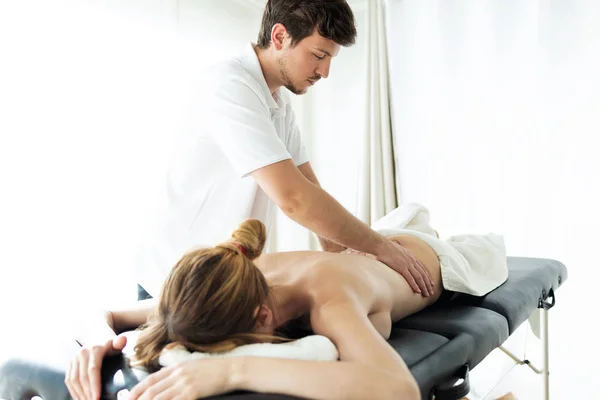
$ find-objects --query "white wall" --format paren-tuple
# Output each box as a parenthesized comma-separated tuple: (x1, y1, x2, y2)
(385, 0, 599, 398)
(0, 0, 263, 328)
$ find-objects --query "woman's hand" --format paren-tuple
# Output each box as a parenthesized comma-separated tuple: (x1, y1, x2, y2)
(65, 334, 128, 400)
(128, 358, 235, 400)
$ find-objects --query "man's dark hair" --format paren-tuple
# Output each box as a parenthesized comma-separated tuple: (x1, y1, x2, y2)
(257, 0, 357, 49)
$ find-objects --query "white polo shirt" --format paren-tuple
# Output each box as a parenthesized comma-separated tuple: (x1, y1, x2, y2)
(134, 43, 309, 296)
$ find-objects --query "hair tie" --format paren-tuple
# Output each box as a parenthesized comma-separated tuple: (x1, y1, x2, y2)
(232, 242, 247, 256)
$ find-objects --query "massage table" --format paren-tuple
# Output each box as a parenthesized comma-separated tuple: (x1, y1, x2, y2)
(0, 256, 567, 400)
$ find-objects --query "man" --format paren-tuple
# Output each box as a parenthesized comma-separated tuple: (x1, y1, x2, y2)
(134, 0, 434, 299)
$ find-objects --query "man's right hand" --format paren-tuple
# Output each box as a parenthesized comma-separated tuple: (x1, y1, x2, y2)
(65, 334, 127, 400)
(376, 240, 435, 297)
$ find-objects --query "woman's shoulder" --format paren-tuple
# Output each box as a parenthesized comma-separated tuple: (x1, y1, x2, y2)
(259, 250, 380, 299)
(300, 261, 378, 311)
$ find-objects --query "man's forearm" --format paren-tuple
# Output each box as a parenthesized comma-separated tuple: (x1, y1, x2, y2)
(230, 357, 419, 400)
(282, 184, 392, 257)
(317, 235, 347, 252)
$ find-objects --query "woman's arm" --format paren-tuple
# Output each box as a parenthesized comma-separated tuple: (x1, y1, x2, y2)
(128, 300, 419, 400)
(66, 299, 158, 400)
(231, 356, 417, 400)
(73, 298, 158, 346)
(109, 298, 157, 333)
(231, 301, 419, 400)
(127, 299, 419, 400)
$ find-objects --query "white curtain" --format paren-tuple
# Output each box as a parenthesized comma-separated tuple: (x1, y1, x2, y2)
(384, 0, 600, 399)
(356, 0, 398, 225)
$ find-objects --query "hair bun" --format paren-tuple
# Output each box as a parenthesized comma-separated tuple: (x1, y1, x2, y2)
(228, 219, 266, 261)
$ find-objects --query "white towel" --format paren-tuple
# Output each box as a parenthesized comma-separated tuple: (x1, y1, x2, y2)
(158, 335, 339, 367)
(372, 203, 508, 296)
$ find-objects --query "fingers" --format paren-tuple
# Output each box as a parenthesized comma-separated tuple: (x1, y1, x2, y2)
(387, 240, 435, 297)
(129, 367, 172, 400)
(405, 255, 431, 297)
(401, 244, 434, 296)
(109, 335, 127, 355)
(66, 358, 85, 400)
(148, 384, 183, 400)
(78, 350, 93, 400)
(413, 267, 433, 297)
(397, 247, 429, 296)
(425, 263, 435, 294)
(66, 343, 112, 400)
(88, 349, 104, 400)
(410, 264, 430, 297)
(416, 258, 435, 295)
(112, 335, 127, 351)
(409, 257, 433, 296)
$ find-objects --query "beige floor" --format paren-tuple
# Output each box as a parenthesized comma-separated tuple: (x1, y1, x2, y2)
(462, 394, 517, 400)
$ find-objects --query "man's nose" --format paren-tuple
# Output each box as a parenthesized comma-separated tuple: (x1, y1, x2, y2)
(316, 59, 331, 79)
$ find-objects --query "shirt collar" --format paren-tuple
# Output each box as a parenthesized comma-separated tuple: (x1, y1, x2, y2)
(241, 42, 290, 110)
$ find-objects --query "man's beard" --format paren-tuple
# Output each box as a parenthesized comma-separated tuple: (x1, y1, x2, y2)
(277, 56, 304, 95)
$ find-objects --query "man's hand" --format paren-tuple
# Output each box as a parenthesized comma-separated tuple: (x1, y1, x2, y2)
(128, 358, 234, 400)
(65, 334, 127, 400)
(376, 240, 435, 297)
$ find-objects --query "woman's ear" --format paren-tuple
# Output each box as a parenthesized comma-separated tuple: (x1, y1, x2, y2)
(253, 304, 274, 333)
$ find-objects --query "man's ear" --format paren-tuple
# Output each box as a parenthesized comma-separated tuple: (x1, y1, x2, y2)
(271, 23, 288, 51)
(253, 304, 274, 333)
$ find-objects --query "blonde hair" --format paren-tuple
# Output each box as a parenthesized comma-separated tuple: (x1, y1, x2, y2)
(133, 219, 288, 372)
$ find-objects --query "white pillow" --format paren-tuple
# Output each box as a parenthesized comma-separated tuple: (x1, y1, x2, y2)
(158, 335, 339, 367)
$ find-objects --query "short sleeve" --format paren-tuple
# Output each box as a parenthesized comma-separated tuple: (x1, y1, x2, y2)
(204, 78, 292, 177)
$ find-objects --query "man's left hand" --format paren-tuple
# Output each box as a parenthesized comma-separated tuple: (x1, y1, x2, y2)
(376, 239, 434, 297)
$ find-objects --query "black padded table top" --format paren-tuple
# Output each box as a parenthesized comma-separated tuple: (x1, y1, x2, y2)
(395, 306, 509, 397)
(454, 256, 567, 334)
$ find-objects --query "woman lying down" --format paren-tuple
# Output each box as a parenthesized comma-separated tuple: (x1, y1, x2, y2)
(66, 218, 448, 400)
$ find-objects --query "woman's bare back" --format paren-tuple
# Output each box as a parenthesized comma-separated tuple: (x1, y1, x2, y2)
(254, 234, 444, 339)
